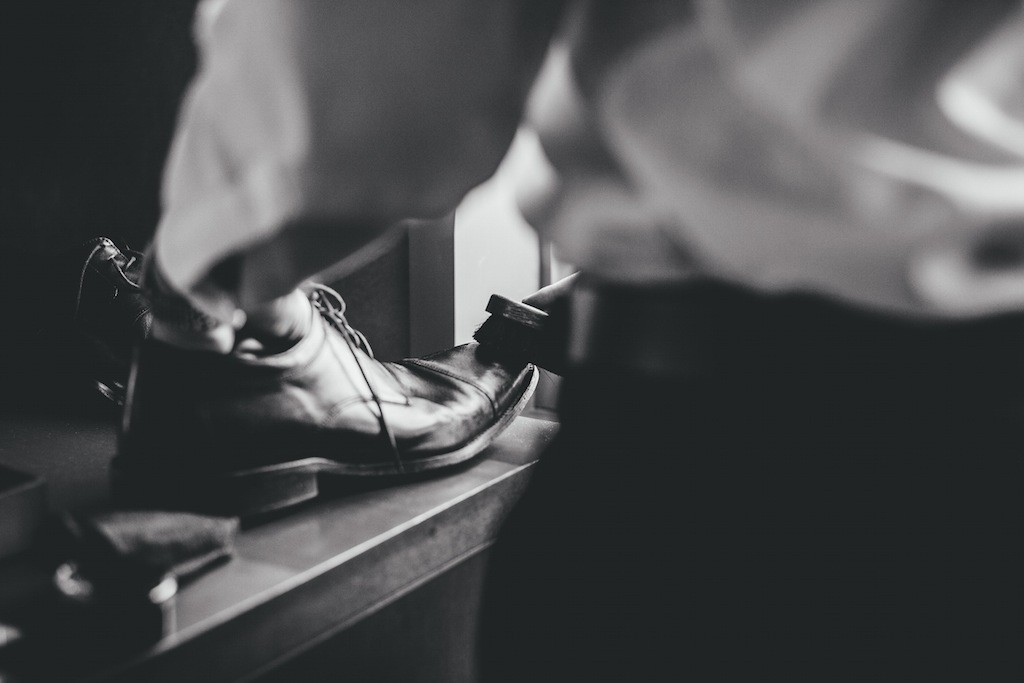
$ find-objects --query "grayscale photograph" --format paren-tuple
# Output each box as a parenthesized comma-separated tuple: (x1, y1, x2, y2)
(1, 1, 1022, 681)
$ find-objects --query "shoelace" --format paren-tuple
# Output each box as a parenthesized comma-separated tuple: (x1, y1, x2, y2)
(308, 285, 375, 358)
(309, 284, 403, 471)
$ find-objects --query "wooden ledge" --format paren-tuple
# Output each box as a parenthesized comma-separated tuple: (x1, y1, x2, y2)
(0, 413, 557, 682)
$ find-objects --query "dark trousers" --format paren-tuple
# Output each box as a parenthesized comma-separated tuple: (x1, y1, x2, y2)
(480, 281, 1024, 682)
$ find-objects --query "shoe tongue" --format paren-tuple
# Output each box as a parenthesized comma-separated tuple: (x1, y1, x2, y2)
(89, 238, 140, 289)
(98, 239, 129, 268)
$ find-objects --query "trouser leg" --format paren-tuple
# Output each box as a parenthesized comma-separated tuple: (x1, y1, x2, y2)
(152, 0, 564, 331)
(479, 282, 1024, 681)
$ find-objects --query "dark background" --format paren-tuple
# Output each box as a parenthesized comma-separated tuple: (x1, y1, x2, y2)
(0, 0, 411, 402)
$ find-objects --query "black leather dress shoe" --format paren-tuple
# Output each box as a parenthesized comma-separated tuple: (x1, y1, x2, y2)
(18, 237, 150, 411)
(71, 237, 151, 404)
(113, 286, 538, 517)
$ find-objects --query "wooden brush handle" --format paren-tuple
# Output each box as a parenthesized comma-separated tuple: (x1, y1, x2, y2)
(484, 295, 548, 330)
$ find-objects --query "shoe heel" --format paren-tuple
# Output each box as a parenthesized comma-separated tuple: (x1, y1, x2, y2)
(219, 466, 321, 517)
(111, 459, 321, 518)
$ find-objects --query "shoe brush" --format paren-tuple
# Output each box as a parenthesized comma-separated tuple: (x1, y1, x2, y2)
(472, 294, 567, 375)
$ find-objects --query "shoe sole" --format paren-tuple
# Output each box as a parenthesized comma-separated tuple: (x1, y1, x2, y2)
(111, 365, 539, 518)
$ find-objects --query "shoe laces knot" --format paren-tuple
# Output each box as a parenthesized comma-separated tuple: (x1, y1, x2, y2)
(309, 284, 375, 358)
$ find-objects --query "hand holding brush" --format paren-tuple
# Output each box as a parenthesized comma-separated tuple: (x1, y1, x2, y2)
(473, 274, 576, 375)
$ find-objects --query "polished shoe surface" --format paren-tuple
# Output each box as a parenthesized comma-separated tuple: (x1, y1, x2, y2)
(113, 286, 538, 516)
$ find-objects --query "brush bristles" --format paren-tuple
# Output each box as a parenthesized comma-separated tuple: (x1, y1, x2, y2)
(473, 295, 569, 374)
